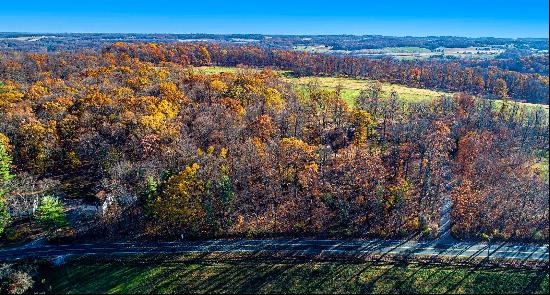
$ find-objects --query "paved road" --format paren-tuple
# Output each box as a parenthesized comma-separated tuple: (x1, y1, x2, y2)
(0, 239, 548, 262)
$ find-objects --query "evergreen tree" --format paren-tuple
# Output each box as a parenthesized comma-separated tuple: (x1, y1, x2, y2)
(0, 139, 14, 235)
(35, 196, 68, 231)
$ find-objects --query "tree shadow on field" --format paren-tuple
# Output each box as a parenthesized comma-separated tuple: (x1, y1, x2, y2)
(145, 248, 303, 293)
(343, 233, 426, 293)
(441, 224, 549, 294)
(521, 267, 549, 294)
(40, 232, 548, 294)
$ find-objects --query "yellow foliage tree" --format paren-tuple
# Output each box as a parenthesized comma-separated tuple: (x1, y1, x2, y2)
(218, 97, 246, 117)
(83, 87, 112, 107)
(279, 137, 318, 185)
(159, 81, 186, 102)
(210, 79, 228, 93)
(352, 110, 377, 145)
(0, 133, 11, 154)
(25, 82, 49, 100)
(264, 88, 284, 111)
(152, 163, 205, 234)
(0, 83, 23, 110)
(16, 121, 58, 173)
(139, 98, 180, 138)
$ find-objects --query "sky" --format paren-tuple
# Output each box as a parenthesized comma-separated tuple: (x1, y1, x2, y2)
(0, 0, 548, 38)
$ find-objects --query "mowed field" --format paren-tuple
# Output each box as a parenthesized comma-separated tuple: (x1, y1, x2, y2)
(288, 76, 448, 106)
(197, 66, 448, 106)
(36, 257, 549, 294)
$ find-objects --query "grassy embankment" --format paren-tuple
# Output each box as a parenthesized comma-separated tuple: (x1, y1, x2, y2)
(36, 256, 549, 294)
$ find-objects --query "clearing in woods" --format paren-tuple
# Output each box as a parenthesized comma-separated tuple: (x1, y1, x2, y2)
(196, 66, 550, 112)
(196, 66, 447, 106)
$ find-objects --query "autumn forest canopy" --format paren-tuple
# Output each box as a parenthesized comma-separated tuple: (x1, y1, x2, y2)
(0, 41, 548, 245)
(1, 0, 549, 289)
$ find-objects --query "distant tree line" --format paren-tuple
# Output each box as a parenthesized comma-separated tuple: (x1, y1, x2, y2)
(2, 33, 547, 53)
(99, 43, 549, 104)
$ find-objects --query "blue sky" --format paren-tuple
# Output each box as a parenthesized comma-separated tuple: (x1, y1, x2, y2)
(1, 0, 548, 37)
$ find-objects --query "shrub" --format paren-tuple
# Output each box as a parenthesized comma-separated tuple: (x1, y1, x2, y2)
(0, 264, 34, 294)
(35, 196, 68, 231)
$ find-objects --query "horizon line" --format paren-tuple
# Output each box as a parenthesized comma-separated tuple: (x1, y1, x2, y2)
(1, 31, 548, 39)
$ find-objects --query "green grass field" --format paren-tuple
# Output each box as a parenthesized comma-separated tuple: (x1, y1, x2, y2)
(37, 257, 549, 294)
(196, 66, 447, 106)
(286, 76, 447, 106)
(195, 66, 256, 75)
(293, 45, 335, 54)
(380, 46, 432, 54)
(533, 150, 549, 182)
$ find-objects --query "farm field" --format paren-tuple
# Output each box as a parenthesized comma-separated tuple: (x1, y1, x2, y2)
(292, 45, 509, 60)
(287, 76, 449, 105)
(197, 66, 450, 105)
(36, 257, 549, 294)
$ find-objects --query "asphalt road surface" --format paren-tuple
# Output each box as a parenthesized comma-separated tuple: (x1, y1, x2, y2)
(1, 239, 548, 262)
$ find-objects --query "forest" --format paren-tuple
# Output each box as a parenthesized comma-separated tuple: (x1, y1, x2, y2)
(0, 42, 548, 245)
